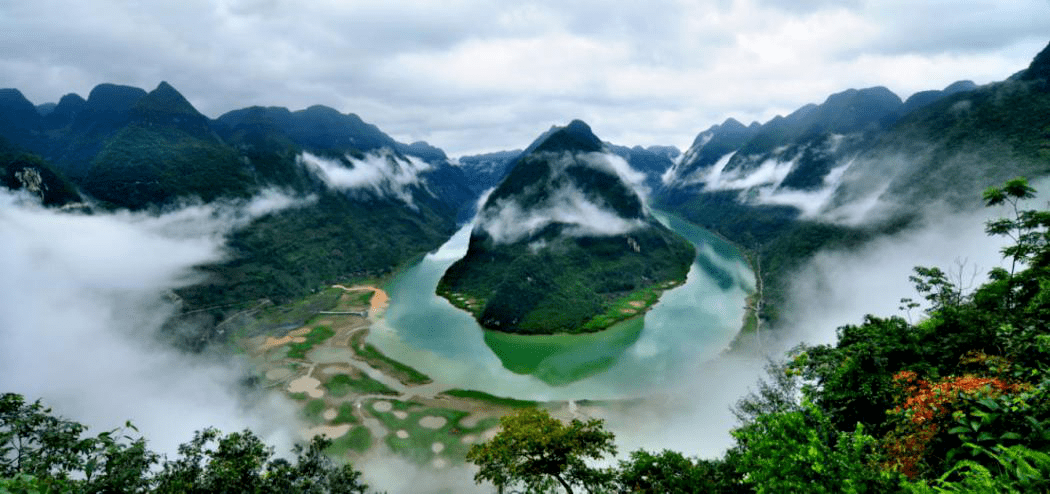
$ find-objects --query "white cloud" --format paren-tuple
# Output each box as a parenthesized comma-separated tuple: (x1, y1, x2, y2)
(0, 190, 303, 456)
(478, 184, 645, 244)
(1, 1, 1046, 156)
(475, 152, 648, 244)
(298, 150, 431, 206)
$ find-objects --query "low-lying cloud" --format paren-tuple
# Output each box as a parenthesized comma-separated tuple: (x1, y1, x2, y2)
(0, 189, 305, 456)
(475, 152, 648, 244)
(299, 150, 432, 207)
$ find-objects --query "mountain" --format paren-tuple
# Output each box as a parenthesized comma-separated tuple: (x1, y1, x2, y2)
(437, 120, 695, 335)
(455, 149, 523, 195)
(0, 136, 81, 207)
(0, 81, 478, 348)
(657, 40, 1050, 327)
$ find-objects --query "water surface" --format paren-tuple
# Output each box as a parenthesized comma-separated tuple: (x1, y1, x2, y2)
(366, 211, 754, 400)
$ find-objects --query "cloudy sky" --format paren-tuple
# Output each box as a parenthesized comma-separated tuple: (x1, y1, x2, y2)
(2, 0, 1048, 155)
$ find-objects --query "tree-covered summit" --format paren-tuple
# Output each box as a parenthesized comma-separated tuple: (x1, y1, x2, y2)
(437, 121, 695, 335)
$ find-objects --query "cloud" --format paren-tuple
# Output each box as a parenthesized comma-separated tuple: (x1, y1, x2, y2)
(298, 150, 431, 207)
(474, 152, 647, 244)
(0, 189, 304, 456)
(2, 1, 1047, 156)
(478, 185, 645, 244)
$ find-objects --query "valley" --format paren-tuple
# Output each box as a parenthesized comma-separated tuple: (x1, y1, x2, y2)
(240, 283, 610, 469)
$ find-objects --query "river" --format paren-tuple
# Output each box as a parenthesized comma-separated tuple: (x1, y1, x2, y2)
(365, 210, 754, 401)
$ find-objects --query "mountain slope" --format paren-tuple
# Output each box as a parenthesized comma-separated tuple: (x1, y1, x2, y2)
(438, 121, 695, 335)
(657, 40, 1050, 329)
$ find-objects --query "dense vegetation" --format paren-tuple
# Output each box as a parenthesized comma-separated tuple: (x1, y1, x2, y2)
(4, 179, 1049, 492)
(0, 394, 370, 493)
(465, 178, 1050, 493)
(438, 121, 696, 334)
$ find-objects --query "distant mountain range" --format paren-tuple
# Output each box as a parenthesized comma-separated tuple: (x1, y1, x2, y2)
(437, 120, 694, 334)
(0, 80, 481, 347)
(657, 41, 1050, 325)
(2, 39, 1048, 341)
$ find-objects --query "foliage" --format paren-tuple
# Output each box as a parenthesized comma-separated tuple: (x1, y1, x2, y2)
(732, 400, 901, 493)
(705, 178, 1050, 491)
(0, 393, 370, 493)
(615, 449, 746, 493)
(466, 408, 616, 494)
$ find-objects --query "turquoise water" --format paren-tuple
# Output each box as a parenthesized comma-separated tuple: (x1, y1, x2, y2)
(366, 211, 754, 400)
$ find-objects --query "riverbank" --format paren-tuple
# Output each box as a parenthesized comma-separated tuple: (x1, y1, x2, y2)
(239, 284, 579, 468)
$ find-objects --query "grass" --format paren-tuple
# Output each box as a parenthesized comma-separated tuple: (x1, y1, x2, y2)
(323, 373, 398, 397)
(288, 392, 308, 401)
(439, 389, 538, 409)
(286, 325, 335, 359)
(331, 402, 361, 425)
(366, 400, 501, 465)
(326, 426, 371, 456)
(578, 283, 673, 332)
(252, 288, 344, 332)
(352, 343, 432, 386)
(302, 398, 327, 425)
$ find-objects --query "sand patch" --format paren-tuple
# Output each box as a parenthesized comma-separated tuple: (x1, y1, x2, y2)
(396, 429, 409, 439)
(301, 424, 350, 440)
(629, 300, 646, 308)
(334, 285, 390, 311)
(290, 327, 312, 337)
(393, 411, 408, 420)
(265, 368, 293, 380)
(461, 434, 478, 445)
(431, 442, 445, 454)
(320, 365, 354, 375)
(323, 408, 337, 421)
(431, 458, 449, 469)
(419, 416, 447, 429)
(288, 376, 324, 398)
(260, 335, 306, 351)
(482, 427, 500, 441)
(460, 415, 482, 428)
(372, 401, 393, 413)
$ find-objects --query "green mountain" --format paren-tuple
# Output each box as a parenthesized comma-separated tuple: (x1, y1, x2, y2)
(0, 81, 476, 348)
(657, 40, 1050, 328)
(438, 120, 695, 335)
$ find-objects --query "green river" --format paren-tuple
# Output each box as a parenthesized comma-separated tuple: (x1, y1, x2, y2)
(366, 211, 754, 400)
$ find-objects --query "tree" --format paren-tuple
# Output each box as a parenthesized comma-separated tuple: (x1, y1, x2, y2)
(731, 400, 901, 493)
(615, 449, 746, 493)
(1, 392, 370, 494)
(465, 408, 616, 494)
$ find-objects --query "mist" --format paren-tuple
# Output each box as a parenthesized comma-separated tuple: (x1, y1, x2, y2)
(474, 151, 650, 244)
(0, 189, 306, 456)
(299, 150, 432, 207)
(588, 182, 1036, 462)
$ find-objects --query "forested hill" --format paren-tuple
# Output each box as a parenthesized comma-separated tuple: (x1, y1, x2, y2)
(437, 120, 695, 334)
(0, 81, 480, 347)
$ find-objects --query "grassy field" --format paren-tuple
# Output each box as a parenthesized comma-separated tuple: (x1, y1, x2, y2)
(438, 389, 537, 409)
(286, 325, 336, 359)
(322, 373, 398, 397)
(366, 399, 501, 465)
(326, 426, 372, 456)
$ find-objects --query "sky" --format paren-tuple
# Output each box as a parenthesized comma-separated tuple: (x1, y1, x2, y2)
(1, 0, 1048, 156)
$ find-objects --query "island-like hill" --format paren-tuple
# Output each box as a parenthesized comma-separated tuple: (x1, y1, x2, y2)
(437, 120, 696, 335)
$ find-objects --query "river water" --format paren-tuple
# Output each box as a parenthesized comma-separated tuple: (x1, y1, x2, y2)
(366, 211, 754, 401)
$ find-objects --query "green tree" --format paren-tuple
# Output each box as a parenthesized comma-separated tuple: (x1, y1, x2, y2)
(732, 400, 901, 493)
(466, 408, 616, 494)
(615, 449, 746, 493)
